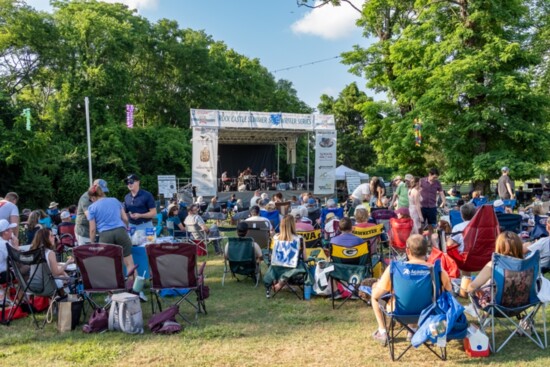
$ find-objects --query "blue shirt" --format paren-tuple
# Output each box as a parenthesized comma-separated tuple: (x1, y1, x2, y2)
(124, 189, 156, 225)
(88, 198, 126, 232)
(331, 233, 365, 248)
(167, 216, 183, 236)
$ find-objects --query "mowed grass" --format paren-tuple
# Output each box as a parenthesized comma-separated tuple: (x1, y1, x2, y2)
(1, 254, 549, 367)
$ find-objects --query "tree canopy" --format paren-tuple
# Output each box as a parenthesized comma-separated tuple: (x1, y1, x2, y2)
(0, 0, 312, 207)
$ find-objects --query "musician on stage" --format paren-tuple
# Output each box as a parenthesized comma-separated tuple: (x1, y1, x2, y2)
(260, 168, 268, 178)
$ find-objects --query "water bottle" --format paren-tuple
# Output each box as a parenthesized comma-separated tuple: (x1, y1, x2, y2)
(304, 285, 312, 300)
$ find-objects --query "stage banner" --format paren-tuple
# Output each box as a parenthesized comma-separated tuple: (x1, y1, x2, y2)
(192, 126, 219, 197)
(191, 109, 219, 127)
(313, 114, 336, 130)
(314, 130, 337, 195)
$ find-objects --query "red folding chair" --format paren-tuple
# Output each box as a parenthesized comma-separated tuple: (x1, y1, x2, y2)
(389, 217, 413, 259)
(146, 242, 207, 325)
(73, 243, 137, 309)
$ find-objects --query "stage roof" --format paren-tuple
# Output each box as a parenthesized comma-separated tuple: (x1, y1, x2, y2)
(218, 127, 306, 145)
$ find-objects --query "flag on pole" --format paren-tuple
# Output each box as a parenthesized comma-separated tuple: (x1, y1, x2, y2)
(414, 118, 422, 146)
(21, 108, 31, 131)
(126, 104, 134, 128)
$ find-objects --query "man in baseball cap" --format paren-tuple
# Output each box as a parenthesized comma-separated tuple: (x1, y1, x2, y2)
(75, 178, 109, 245)
(390, 174, 410, 209)
(498, 166, 515, 200)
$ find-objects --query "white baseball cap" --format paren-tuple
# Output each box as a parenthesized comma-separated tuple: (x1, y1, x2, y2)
(0, 219, 17, 233)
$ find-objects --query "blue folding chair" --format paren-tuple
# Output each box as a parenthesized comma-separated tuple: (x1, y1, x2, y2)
(496, 212, 522, 233)
(469, 251, 547, 352)
(471, 197, 488, 207)
(319, 207, 344, 228)
(379, 260, 446, 361)
(449, 210, 463, 228)
(260, 209, 280, 233)
(502, 199, 517, 210)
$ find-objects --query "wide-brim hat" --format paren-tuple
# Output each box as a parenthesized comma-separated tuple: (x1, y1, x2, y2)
(49, 201, 59, 209)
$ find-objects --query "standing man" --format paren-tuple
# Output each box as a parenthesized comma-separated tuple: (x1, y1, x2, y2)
(350, 182, 371, 207)
(123, 174, 157, 231)
(250, 189, 261, 208)
(0, 192, 19, 234)
(389, 174, 412, 209)
(419, 168, 446, 235)
(498, 166, 515, 200)
(75, 179, 109, 245)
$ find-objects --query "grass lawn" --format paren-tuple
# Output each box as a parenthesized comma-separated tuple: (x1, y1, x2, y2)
(1, 253, 549, 367)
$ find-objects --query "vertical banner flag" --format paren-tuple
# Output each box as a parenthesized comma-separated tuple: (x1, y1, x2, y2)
(126, 104, 134, 128)
(414, 118, 422, 146)
(192, 126, 219, 197)
(22, 108, 31, 131)
(314, 130, 337, 195)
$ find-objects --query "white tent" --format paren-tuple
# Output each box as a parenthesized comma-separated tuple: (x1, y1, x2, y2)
(334, 165, 369, 181)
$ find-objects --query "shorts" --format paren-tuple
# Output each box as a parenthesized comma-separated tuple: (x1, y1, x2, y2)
(421, 207, 438, 226)
(98, 227, 132, 257)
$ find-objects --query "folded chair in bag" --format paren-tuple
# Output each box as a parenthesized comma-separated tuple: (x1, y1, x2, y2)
(379, 260, 446, 361)
(469, 251, 547, 352)
(73, 243, 137, 310)
(447, 205, 500, 272)
(3, 246, 66, 328)
(146, 243, 206, 325)
(327, 240, 371, 309)
(264, 237, 308, 299)
(222, 237, 261, 287)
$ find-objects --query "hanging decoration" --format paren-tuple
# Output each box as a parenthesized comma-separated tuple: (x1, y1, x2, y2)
(414, 118, 422, 146)
(21, 108, 31, 131)
(126, 104, 134, 128)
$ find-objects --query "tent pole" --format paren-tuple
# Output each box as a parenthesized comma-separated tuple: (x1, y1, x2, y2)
(277, 143, 280, 178)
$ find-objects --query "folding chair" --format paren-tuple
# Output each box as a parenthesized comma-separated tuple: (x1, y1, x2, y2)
(371, 209, 397, 234)
(56, 222, 77, 261)
(447, 205, 500, 272)
(469, 251, 547, 352)
(73, 243, 137, 310)
(260, 209, 281, 233)
(388, 218, 413, 260)
(187, 224, 224, 256)
(275, 201, 291, 216)
(264, 237, 308, 299)
(449, 209, 463, 228)
(530, 214, 548, 240)
(496, 212, 523, 233)
(379, 260, 446, 361)
(222, 237, 261, 287)
(146, 242, 207, 325)
(352, 224, 386, 276)
(244, 220, 271, 249)
(297, 228, 326, 260)
(3, 246, 66, 328)
(319, 207, 344, 228)
(327, 240, 371, 309)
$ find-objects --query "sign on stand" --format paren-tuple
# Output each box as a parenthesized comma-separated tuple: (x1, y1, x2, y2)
(345, 172, 361, 195)
(157, 175, 177, 199)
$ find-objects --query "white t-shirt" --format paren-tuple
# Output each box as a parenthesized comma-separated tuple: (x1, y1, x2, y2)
(451, 220, 470, 253)
(528, 237, 550, 269)
(250, 195, 261, 208)
(351, 183, 370, 200)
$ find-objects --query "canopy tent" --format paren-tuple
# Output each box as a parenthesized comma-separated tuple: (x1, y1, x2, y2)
(334, 165, 369, 181)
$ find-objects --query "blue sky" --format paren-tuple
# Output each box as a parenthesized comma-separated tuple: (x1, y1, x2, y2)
(26, 0, 377, 110)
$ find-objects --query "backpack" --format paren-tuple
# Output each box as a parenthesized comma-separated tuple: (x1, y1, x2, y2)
(82, 308, 109, 333)
(108, 292, 144, 334)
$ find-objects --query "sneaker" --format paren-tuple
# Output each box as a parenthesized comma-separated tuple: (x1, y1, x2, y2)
(139, 291, 148, 303)
(265, 289, 271, 299)
(372, 330, 388, 345)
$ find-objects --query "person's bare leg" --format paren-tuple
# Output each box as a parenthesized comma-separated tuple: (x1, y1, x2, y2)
(124, 255, 136, 281)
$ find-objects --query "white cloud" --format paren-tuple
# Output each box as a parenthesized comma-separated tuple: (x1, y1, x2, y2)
(101, 0, 159, 11)
(291, 0, 364, 40)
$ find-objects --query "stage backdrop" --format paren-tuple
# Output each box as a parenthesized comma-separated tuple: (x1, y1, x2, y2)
(218, 145, 276, 178)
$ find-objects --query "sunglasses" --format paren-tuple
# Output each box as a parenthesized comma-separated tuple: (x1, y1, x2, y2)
(126, 180, 135, 185)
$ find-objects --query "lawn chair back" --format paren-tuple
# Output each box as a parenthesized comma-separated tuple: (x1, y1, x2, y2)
(389, 217, 413, 251)
(223, 237, 260, 286)
(260, 209, 280, 232)
(390, 260, 441, 317)
(73, 243, 126, 292)
(530, 215, 548, 240)
(449, 210, 463, 228)
(448, 205, 499, 272)
(371, 209, 397, 233)
(275, 201, 291, 215)
(146, 243, 197, 289)
(297, 229, 322, 249)
(352, 224, 384, 254)
(492, 252, 540, 309)
(57, 222, 76, 249)
(330, 240, 369, 265)
(320, 207, 344, 228)
(245, 220, 271, 249)
(496, 212, 522, 233)
(8, 246, 57, 297)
